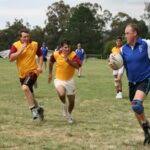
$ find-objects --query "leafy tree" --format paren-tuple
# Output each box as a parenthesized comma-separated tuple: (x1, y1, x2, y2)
(44, 0, 71, 49)
(0, 19, 28, 51)
(63, 3, 109, 54)
(30, 26, 44, 46)
(107, 12, 148, 41)
(143, 2, 150, 35)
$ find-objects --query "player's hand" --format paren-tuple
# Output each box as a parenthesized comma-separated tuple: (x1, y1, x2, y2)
(18, 43, 27, 55)
(48, 73, 52, 83)
(64, 56, 69, 62)
(108, 62, 115, 70)
(22, 43, 27, 49)
(21, 43, 27, 51)
(37, 67, 43, 74)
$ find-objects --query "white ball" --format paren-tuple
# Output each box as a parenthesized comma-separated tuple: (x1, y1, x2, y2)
(109, 53, 123, 70)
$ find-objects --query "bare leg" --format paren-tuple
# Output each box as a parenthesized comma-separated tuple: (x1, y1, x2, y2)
(22, 85, 38, 108)
(67, 95, 75, 114)
(55, 85, 66, 104)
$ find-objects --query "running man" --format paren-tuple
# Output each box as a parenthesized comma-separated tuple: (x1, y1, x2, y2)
(9, 29, 44, 121)
(48, 40, 81, 124)
(111, 37, 124, 99)
(41, 42, 48, 70)
(109, 23, 150, 145)
(75, 43, 86, 77)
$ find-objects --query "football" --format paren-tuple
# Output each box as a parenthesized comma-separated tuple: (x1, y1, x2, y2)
(109, 53, 123, 70)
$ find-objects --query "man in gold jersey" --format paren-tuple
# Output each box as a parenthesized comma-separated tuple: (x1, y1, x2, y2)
(9, 29, 44, 121)
(111, 37, 124, 99)
(48, 40, 81, 124)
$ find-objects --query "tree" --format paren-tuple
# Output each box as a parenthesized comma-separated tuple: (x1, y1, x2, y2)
(143, 2, 150, 33)
(30, 26, 44, 46)
(0, 19, 28, 51)
(44, 0, 71, 49)
(63, 3, 110, 54)
(107, 12, 148, 40)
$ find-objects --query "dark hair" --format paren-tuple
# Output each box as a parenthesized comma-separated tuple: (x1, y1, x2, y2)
(117, 36, 122, 41)
(19, 28, 30, 37)
(60, 40, 70, 47)
(126, 23, 139, 35)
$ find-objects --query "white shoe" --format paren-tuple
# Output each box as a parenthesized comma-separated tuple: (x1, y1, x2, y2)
(62, 104, 68, 117)
(116, 92, 123, 99)
(67, 113, 74, 124)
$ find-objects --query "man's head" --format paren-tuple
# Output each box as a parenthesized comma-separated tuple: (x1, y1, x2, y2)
(60, 40, 71, 55)
(116, 36, 122, 47)
(77, 43, 81, 49)
(125, 23, 139, 45)
(42, 42, 46, 47)
(19, 28, 30, 43)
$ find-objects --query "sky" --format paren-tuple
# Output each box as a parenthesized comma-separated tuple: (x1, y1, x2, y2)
(0, 0, 148, 29)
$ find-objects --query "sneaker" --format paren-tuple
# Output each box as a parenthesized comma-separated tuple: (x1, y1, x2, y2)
(37, 107, 44, 121)
(31, 107, 39, 120)
(31, 107, 44, 121)
(67, 113, 74, 124)
(62, 104, 68, 117)
(142, 122, 150, 145)
(116, 92, 123, 99)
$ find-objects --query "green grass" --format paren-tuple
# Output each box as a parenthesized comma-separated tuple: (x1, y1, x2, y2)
(0, 58, 150, 150)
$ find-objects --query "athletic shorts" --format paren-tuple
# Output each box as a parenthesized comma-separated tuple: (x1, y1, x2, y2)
(113, 66, 124, 76)
(43, 57, 47, 62)
(129, 78, 150, 101)
(20, 72, 37, 93)
(54, 78, 76, 95)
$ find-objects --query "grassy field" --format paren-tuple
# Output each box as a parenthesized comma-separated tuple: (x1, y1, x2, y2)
(0, 58, 150, 150)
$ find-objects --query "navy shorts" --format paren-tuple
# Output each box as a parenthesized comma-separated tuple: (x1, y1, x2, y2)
(43, 57, 47, 62)
(20, 72, 37, 93)
(128, 78, 150, 101)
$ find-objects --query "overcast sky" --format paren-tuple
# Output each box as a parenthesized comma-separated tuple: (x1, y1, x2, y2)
(0, 0, 148, 29)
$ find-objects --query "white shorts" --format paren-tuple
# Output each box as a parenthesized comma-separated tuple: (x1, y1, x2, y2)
(54, 78, 76, 95)
(113, 66, 124, 76)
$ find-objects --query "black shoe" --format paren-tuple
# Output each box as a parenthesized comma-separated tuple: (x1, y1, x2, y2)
(37, 107, 44, 121)
(142, 122, 150, 145)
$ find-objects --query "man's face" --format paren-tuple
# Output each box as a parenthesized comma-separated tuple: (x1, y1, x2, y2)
(116, 39, 122, 47)
(20, 32, 30, 43)
(125, 26, 137, 44)
(77, 44, 81, 49)
(62, 44, 70, 55)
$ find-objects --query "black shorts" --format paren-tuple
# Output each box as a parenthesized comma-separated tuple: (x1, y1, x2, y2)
(129, 78, 150, 101)
(43, 57, 47, 62)
(20, 72, 37, 93)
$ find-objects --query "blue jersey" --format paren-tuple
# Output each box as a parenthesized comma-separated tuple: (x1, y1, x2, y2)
(121, 38, 150, 83)
(41, 47, 48, 58)
(75, 48, 85, 61)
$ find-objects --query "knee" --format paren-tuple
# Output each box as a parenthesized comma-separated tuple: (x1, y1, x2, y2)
(131, 99, 144, 114)
(22, 85, 29, 92)
(59, 94, 66, 99)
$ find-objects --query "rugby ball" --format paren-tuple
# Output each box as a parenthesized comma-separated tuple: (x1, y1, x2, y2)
(109, 53, 123, 70)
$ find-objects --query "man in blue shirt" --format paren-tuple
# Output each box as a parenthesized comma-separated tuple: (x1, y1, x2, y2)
(41, 43, 48, 70)
(75, 43, 86, 77)
(109, 23, 150, 145)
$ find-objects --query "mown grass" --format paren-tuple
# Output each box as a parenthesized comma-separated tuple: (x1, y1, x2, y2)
(0, 58, 150, 150)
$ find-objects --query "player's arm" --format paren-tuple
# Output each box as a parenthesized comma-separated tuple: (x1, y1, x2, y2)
(9, 44, 26, 62)
(143, 39, 150, 60)
(64, 55, 81, 69)
(48, 53, 56, 83)
(36, 45, 43, 74)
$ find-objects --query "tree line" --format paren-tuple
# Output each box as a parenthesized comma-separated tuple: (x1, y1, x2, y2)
(0, 1, 150, 58)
